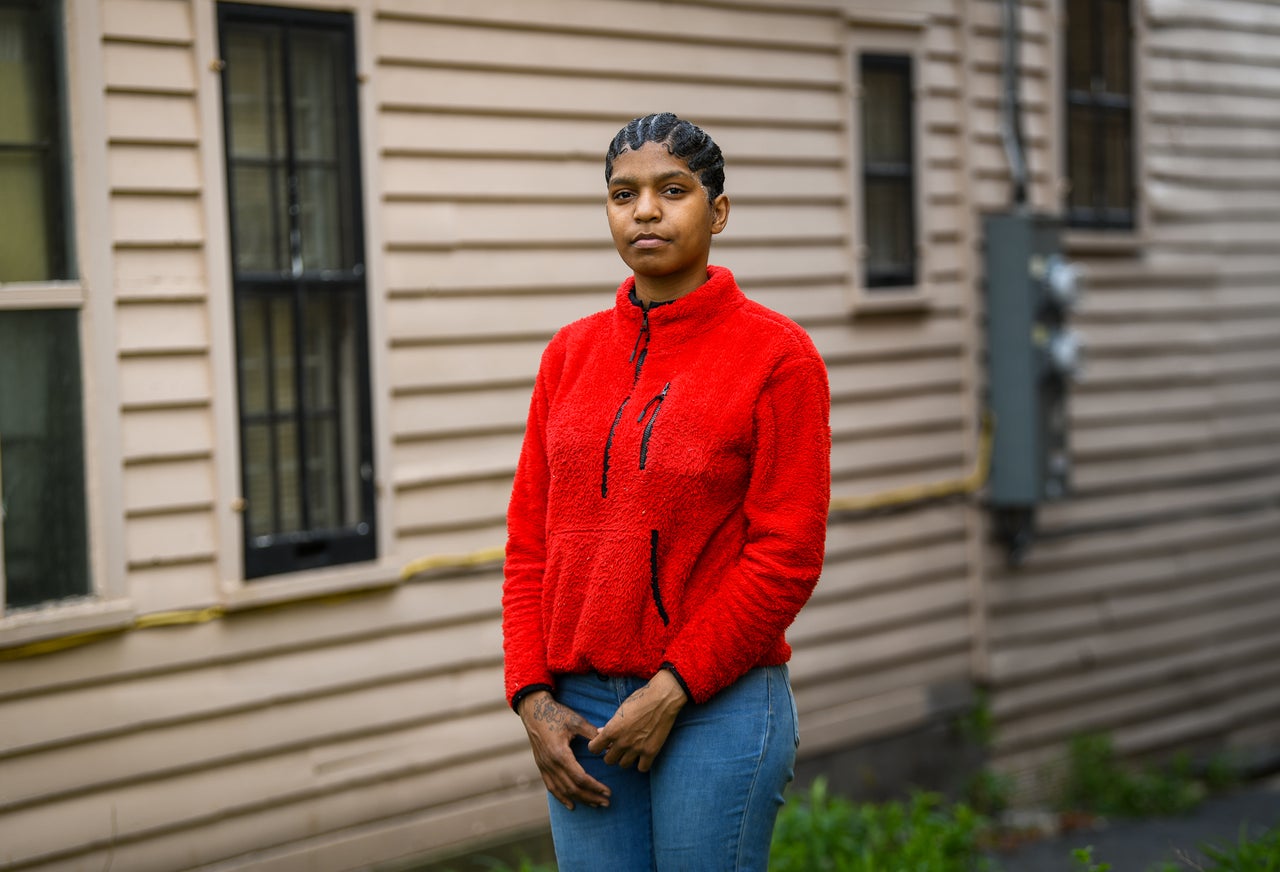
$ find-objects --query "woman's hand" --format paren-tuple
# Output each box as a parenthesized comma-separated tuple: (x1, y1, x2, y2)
(588, 669, 688, 772)
(518, 691, 612, 811)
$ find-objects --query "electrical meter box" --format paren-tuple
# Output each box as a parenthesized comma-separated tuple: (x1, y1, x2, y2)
(983, 212, 1081, 508)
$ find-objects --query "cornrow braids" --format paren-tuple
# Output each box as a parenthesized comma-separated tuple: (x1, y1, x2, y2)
(605, 112, 726, 202)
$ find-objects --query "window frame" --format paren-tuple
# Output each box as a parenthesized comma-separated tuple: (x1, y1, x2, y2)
(0, 0, 128, 639)
(215, 2, 378, 582)
(843, 14, 933, 315)
(859, 53, 918, 290)
(1062, 0, 1137, 231)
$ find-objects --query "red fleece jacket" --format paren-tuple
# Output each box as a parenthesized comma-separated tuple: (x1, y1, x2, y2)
(502, 265, 830, 707)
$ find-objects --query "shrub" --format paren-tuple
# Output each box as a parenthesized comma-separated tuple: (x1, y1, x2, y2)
(1058, 733, 1205, 818)
(769, 777, 993, 871)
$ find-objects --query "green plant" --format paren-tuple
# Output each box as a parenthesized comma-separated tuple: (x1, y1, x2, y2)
(769, 777, 994, 871)
(1058, 733, 1205, 818)
(966, 767, 1015, 816)
(1072, 845, 1112, 872)
(1194, 825, 1280, 871)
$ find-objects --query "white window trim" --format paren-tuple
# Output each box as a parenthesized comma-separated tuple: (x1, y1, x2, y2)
(843, 11, 934, 315)
(0, 0, 131, 641)
(196, 0, 396, 607)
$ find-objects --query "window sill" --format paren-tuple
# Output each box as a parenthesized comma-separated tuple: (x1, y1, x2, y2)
(0, 281, 85, 309)
(848, 287, 934, 317)
(219, 557, 403, 613)
(0, 596, 135, 650)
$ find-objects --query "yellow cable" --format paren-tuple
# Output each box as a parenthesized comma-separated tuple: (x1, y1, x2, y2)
(829, 413, 993, 513)
(399, 546, 505, 581)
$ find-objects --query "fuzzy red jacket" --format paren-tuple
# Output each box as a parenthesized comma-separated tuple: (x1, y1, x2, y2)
(502, 265, 830, 707)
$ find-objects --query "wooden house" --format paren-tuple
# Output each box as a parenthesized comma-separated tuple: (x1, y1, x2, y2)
(1, 0, 1277, 868)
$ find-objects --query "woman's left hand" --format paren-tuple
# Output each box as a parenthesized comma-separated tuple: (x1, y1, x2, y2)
(588, 669, 688, 772)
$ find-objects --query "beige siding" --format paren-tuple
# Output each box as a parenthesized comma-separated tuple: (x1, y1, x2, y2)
(0, 1, 987, 868)
(980, 0, 1280, 797)
(8, 0, 1277, 868)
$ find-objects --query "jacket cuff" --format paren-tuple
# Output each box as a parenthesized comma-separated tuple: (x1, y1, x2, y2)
(510, 683, 554, 714)
(659, 662, 693, 703)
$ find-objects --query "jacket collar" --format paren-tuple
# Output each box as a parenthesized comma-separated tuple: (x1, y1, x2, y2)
(612, 265, 746, 353)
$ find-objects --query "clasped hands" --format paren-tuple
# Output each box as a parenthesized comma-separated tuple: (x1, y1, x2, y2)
(517, 669, 688, 810)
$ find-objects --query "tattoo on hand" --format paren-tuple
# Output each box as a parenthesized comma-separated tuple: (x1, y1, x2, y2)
(532, 696, 569, 729)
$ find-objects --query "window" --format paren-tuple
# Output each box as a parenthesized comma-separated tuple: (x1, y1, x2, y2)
(860, 54, 917, 289)
(218, 4, 376, 579)
(0, 0, 90, 611)
(1064, 0, 1134, 229)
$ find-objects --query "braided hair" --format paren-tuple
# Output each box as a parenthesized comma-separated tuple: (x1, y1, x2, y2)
(605, 113, 725, 203)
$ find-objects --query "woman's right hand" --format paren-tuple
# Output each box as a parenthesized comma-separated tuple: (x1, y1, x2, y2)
(517, 691, 613, 810)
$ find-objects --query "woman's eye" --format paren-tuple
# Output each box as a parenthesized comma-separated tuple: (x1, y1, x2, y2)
(664, 186, 686, 196)
(612, 190, 633, 201)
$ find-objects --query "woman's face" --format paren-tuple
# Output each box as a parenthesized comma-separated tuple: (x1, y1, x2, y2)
(606, 141, 729, 301)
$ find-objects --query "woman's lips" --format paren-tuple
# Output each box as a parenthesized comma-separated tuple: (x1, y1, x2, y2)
(632, 236, 668, 249)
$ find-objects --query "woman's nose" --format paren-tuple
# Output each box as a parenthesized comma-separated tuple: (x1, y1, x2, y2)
(634, 190, 660, 220)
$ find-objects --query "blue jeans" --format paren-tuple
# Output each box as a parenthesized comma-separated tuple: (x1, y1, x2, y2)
(546, 665, 798, 872)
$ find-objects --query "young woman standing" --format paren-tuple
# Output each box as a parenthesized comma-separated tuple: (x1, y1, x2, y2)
(502, 113, 831, 871)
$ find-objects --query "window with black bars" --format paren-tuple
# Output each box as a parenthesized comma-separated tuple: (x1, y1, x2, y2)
(1065, 0, 1135, 229)
(860, 54, 917, 288)
(217, 3, 375, 579)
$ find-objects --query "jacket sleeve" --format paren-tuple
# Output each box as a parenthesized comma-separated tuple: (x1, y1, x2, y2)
(501, 339, 562, 709)
(660, 343, 831, 703)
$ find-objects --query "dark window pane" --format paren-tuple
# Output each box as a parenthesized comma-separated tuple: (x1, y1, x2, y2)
(238, 296, 271, 416)
(0, 310, 89, 608)
(290, 30, 342, 164)
(1101, 0, 1130, 95)
(243, 421, 275, 540)
(1066, 0, 1094, 93)
(862, 65, 910, 164)
(0, 1, 66, 281)
(231, 164, 289, 273)
(1066, 104, 1095, 213)
(270, 295, 296, 413)
(1065, 0, 1134, 229)
(864, 178, 914, 281)
(861, 55, 915, 287)
(225, 27, 284, 162)
(1103, 109, 1131, 213)
(0, 152, 51, 282)
(297, 166, 345, 272)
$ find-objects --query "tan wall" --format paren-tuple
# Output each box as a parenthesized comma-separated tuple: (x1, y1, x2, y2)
(4, 0, 1278, 867)
(1, 1, 985, 868)
(977, 0, 1280, 795)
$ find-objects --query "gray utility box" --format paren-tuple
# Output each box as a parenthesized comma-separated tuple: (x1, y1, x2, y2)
(983, 211, 1080, 508)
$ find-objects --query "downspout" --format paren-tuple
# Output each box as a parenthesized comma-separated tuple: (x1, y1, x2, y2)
(1001, 0, 1029, 207)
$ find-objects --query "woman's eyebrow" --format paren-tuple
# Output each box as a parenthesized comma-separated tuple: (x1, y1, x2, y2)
(609, 170, 694, 187)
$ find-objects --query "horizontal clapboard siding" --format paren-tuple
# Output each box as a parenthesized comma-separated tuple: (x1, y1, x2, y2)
(0, 0, 987, 869)
(982, 0, 1280, 798)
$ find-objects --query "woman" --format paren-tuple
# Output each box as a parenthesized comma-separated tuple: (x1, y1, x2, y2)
(502, 112, 830, 871)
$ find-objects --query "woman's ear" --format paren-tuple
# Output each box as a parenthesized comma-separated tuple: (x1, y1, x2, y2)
(710, 194, 730, 235)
